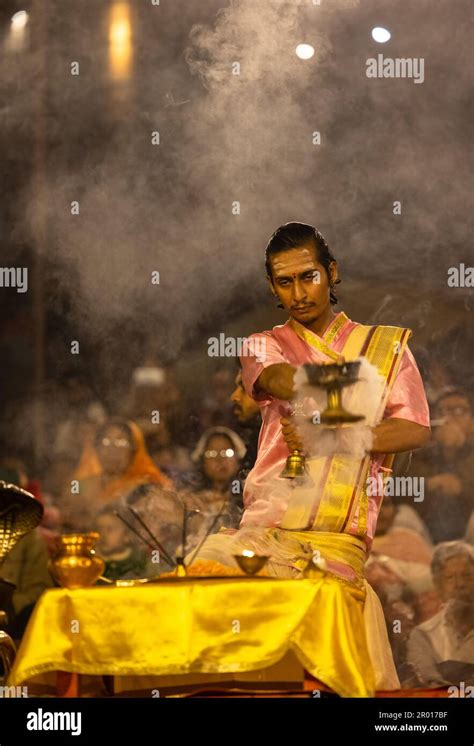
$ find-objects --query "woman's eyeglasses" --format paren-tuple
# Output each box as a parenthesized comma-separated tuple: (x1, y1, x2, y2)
(204, 448, 235, 459)
(99, 438, 131, 448)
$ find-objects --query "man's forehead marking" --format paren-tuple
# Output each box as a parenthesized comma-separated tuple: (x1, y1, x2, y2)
(273, 250, 317, 277)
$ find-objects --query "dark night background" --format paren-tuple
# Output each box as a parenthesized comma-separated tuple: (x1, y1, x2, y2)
(0, 0, 472, 470)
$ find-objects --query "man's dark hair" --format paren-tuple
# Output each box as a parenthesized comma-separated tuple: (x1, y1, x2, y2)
(265, 222, 339, 304)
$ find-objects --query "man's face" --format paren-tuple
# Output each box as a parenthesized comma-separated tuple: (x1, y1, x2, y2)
(230, 372, 260, 423)
(436, 556, 474, 603)
(436, 395, 472, 439)
(211, 368, 233, 404)
(96, 514, 129, 555)
(269, 244, 336, 325)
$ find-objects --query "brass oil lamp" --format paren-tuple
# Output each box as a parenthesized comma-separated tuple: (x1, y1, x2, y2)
(280, 361, 364, 479)
(304, 360, 364, 425)
(233, 550, 269, 576)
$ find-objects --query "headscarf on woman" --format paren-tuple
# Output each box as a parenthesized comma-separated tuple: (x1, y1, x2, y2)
(62, 419, 174, 532)
(74, 419, 173, 502)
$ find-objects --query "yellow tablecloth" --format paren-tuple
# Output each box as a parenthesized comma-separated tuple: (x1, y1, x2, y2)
(8, 575, 374, 697)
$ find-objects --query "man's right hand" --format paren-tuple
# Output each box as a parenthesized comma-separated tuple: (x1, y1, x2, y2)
(256, 356, 345, 403)
(280, 417, 304, 452)
(257, 363, 296, 401)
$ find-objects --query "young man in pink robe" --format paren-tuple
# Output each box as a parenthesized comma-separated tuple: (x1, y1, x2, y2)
(240, 222, 430, 550)
(192, 222, 431, 695)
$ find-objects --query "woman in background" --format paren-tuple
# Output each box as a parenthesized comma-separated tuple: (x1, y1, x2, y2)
(61, 418, 173, 532)
(185, 427, 246, 544)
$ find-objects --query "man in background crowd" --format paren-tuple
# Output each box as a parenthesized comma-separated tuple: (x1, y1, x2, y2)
(409, 389, 474, 542)
(407, 541, 474, 687)
(230, 368, 261, 481)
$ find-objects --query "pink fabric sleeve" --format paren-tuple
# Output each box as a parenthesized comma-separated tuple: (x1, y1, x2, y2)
(240, 332, 286, 404)
(383, 346, 431, 427)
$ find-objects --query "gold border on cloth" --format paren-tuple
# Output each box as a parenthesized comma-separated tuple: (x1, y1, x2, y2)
(281, 318, 412, 532)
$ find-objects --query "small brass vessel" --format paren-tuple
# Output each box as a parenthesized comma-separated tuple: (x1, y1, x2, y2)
(233, 551, 269, 576)
(49, 533, 105, 590)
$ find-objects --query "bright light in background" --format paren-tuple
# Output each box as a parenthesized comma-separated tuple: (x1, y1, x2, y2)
(295, 44, 315, 60)
(109, 2, 133, 81)
(371, 27, 391, 43)
(11, 10, 29, 30)
(8, 10, 29, 51)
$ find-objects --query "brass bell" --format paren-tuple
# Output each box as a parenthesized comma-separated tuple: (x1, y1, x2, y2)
(279, 449, 307, 479)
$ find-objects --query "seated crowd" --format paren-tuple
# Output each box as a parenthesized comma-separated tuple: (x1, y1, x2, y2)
(1, 363, 473, 690)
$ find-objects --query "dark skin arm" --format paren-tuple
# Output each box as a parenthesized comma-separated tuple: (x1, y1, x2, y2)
(370, 417, 431, 454)
(257, 362, 431, 455)
(257, 363, 297, 402)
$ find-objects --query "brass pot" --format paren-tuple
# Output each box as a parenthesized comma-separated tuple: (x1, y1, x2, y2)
(49, 533, 105, 590)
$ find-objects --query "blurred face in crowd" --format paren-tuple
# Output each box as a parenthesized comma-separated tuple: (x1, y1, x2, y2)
(66, 377, 92, 405)
(96, 424, 135, 477)
(96, 513, 129, 555)
(140, 416, 172, 453)
(435, 555, 474, 604)
(435, 394, 472, 440)
(376, 497, 396, 536)
(44, 457, 74, 497)
(211, 368, 234, 405)
(385, 600, 415, 643)
(0, 458, 28, 489)
(230, 371, 260, 423)
(202, 434, 239, 488)
(133, 383, 168, 419)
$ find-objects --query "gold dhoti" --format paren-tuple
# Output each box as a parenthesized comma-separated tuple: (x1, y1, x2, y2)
(188, 527, 400, 696)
